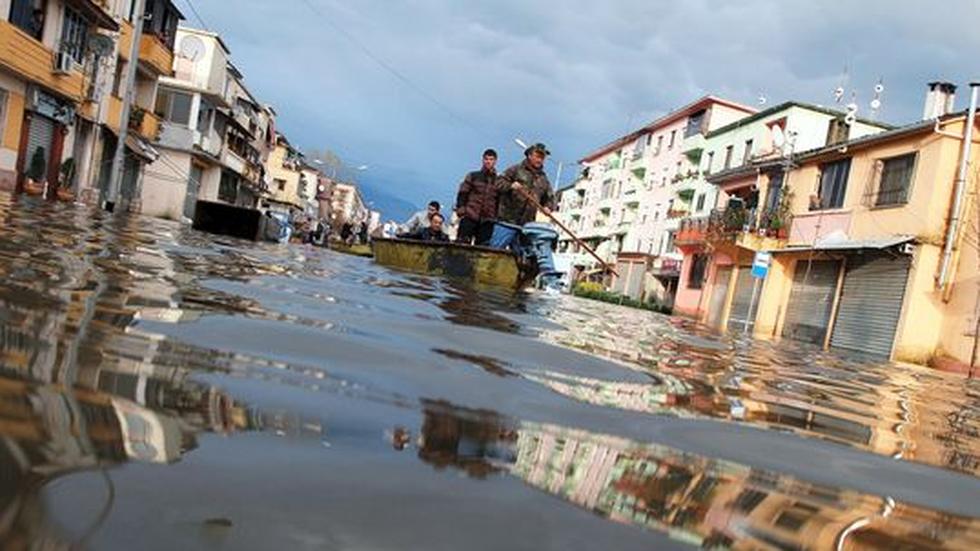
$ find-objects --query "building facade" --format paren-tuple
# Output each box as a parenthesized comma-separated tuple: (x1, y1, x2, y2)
(672, 102, 890, 318)
(0, 0, 180, 205)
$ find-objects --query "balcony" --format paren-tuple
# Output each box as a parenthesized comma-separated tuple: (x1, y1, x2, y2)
(119, 22, 175, 76)
(106, 95, 124, 132)
(681, 133, 706, 162)
(129, 109, 161, 141)
(675, 216, 710, 246)
(676, 207, 790, 250)
(0, 21, 85, 102)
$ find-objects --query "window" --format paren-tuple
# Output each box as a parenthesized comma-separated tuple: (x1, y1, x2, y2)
(655, 135, 663, 155)
(197, 99, 215, 133)
(274, 178, 286, 191)
(664, 231, 676, 254)
(112, 61, 125, 97)
(814, 158, 851, 210)
(705, 151, 715, 174)
(661, 177, 667, 187)
(669, 130, 677, 149)
(9, 0, 45, 40)
(645, 134, 652, 146)
(743, 139, 754, 164)
(876, 153, 916, 206)
(765, 171, 784, 213)
(685, 110, 706, 138)
(60, 8, 88, 64)
(696, 193, 706, 212)
(723, 145, 734, 170)
(155, 88, 193, 125)
(688, 254, 708, 289)
(676, 161, 682, 175)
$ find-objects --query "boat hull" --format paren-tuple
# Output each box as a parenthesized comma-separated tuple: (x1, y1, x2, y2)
(330, 242, 374, 257)
(371, 238, 534, 288)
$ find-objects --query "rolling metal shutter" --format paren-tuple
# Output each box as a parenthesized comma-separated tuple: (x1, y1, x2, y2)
(625, 262, 645, 300)
(728, 267, 759, 334)
(25, 114, 55, 178)
(782, 259, 841, 345)
(830, 254, 911, 359)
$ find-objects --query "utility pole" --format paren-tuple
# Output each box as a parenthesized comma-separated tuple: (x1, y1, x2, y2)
(104, 0, 146, 212)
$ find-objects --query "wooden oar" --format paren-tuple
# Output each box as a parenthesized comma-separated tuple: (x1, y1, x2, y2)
(512, 186, 619, 277)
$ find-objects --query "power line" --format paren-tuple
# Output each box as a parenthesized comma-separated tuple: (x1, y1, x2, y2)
(298, 0, 490, 141)
(181, 0, 211, 31)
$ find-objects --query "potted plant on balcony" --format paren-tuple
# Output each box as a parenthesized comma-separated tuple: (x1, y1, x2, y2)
(129, 107, 147, 132)
(764, 188, 794, 239)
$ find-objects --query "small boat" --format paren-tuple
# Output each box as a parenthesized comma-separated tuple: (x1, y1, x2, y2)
(371, 237, 538, 288)
(330, 241, 374, 257)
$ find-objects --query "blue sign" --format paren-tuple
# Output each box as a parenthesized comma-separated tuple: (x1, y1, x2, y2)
(751, 251, 771, 279)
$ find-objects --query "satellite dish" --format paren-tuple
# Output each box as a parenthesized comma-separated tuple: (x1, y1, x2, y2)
(874, 83, 884, 94)
(757, 94, 767, 106)
(833, 86, 845, 103)
(870, 98, 882, 111)
(88, 34, 114, 57)
(180, 35, 205, 62)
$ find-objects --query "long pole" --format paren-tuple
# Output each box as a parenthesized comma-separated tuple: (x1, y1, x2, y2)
(105, 0, 146, 212)
(938, 82, 979, 289)
(513, 186, 619, 277)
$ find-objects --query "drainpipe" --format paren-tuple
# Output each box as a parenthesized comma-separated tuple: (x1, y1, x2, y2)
(105, 0, 147, 212)
(938, 82, 979, 290)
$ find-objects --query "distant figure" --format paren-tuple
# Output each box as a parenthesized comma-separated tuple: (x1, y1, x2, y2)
(402, 201, 441, 234)
(401, 212, 449, 242)
(340, 221, 353, 243)
(382, 220, 398, 238)
(358, 221, 369, 244)
(455, 148, 499, 246)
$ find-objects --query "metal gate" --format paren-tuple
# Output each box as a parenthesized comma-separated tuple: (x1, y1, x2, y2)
(830, 254, 911, 359)
(782, 259, 841, 345)
(183, 164, 203, 220)
(25, 114, 55, 181)
(728, 267, 759, 334)
(707, 266, 733, 330)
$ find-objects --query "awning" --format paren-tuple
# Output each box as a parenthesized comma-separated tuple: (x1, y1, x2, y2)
(777, 234, 914, 253)
(126, 135, 159, 163)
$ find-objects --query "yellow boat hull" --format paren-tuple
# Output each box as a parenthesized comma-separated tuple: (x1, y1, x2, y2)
(330, 242, 374, 257)
(371, 238, 535, 288)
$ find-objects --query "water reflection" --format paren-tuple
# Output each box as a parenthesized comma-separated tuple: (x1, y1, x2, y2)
(416, 400, 980, 550)
(1, 195, 979, 549)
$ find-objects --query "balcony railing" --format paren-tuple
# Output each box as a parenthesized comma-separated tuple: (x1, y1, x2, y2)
(676, 207, 791, 246)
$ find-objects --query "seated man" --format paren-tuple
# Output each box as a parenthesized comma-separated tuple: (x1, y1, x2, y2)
(401, 201, 441, 234)
(399, 212, 449, 242)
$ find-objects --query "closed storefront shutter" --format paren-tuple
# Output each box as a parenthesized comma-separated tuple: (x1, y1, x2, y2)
(25, 114, 55, 179)
(831, 254, 911, 359)
(626, 262, 645, 300)
(782, 259, 841, 345)
(728, 267, 759, 334)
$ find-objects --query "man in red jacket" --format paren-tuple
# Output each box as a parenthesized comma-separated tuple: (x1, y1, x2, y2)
(454, 149, 499, 245)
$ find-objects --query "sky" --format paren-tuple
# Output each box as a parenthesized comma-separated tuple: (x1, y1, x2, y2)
(187, 0, 979, 217)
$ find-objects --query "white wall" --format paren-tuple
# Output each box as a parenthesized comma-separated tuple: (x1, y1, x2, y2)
(142, 149, 191, 220)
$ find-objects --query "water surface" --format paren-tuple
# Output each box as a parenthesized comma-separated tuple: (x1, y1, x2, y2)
(1, 195, 978, 550)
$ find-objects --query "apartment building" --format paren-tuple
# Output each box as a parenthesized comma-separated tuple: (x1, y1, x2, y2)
(330, 180, 367, 229)
(0, 0, 180, 205)
(676, 82, 980, 366)
(673, 101, 890, 318)
(262, 132, 307, 215)
(555, 96, 756, 301)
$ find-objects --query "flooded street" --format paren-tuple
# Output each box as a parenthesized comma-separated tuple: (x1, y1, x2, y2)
(1, 195, 979, 550)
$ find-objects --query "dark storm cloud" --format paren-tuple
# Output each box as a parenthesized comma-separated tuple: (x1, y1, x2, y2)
(190, 0, 979, 209)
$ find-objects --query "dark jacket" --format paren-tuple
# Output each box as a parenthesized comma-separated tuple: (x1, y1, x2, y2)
(455, 168, 498, 222)
(496, 161, 555, 225)
(401, 228, 449, 242)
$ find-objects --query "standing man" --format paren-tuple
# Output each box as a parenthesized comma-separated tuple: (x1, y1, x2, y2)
(454, 149, 499, 245)
(491, 143, 555, 250)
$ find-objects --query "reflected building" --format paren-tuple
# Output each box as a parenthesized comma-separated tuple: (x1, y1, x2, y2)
(416, 400, 980, 550)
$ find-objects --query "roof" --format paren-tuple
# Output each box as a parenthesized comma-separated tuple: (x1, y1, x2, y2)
(578, 95, 757, 163)
(705, 101, 894, 139)
(66, 0, 120, 30)
(778, 234, 914, 253)
(793, 114, 962, 164)
(706, 157, 787, 184)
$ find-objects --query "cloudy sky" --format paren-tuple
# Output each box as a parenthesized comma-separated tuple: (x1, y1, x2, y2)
(189, 0, 978, 215)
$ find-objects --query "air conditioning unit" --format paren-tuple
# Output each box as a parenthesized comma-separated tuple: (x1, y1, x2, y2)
(54, 52, 75, 74)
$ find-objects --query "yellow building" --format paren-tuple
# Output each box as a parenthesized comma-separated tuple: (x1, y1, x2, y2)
(748, 87, 980, 367)
(0, 0, 181, 205)
(262, 133, 306, 214)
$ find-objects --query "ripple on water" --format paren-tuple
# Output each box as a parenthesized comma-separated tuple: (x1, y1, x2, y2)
(0, 195, 978, 550)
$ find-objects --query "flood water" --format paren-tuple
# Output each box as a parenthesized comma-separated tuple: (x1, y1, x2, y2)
(1, 195, 979, 550)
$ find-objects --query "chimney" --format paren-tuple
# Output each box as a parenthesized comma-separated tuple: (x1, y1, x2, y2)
(923, 81, 957, 119)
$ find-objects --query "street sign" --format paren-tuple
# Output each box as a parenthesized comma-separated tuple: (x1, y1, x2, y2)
(751, 251, 771, 279)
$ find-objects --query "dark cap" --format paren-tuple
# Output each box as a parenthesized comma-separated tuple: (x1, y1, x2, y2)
(524, 143, 550, 157)
(483, 148, 498, 158)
